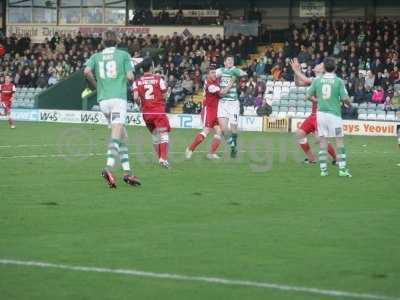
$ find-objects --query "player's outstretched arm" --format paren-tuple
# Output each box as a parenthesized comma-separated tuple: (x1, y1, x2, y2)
(294, 71, 311, 87)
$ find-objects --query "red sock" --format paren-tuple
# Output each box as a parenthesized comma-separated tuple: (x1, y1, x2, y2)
(159, 142, 168, 161)
(189, 133, 205, 151)
(300, 142, 316, 162)
(327, 143, 337, 160)
(209, 136, 221, 154)
(300, 142, 310, 153)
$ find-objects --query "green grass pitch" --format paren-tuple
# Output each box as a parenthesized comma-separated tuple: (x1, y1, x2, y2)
(0, 121, 399, 300)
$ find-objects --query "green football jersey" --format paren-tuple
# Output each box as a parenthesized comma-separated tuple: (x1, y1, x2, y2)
(307, 73, 348, 117)
(85, 47, 133, 102)
(216, 67, 247, 101)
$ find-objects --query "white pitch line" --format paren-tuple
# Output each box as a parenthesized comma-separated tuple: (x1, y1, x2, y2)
(0, 144, 86, 148)
(0, 259, 397, 300)
(0, 153, 100, 159)
(0, 150, 274, 159)
(0, 143, 148, 148)
(0, 150, 393, 160)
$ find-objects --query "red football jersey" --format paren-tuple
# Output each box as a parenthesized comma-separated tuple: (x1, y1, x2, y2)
(132, 73, 167, 114)
(203, 79, 220, 109)
(0, 83, 16, 103)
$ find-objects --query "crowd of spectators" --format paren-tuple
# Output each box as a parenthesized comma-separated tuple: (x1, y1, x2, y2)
(1, 17, 399, 116)
(129, 9, 233, 26)
(245, 17, 400, 113)
(0, 30, 256, 112)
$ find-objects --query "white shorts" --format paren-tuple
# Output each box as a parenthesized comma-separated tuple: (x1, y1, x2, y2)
(317, 111, 344, 138)
(99, 98, 127, 125)
(217, 100, 239, 125)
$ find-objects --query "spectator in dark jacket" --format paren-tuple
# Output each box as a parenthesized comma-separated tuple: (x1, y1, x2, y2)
(365, 85, 373, 102)
(353, 85, 366, 103)
(36, 72, 49, 88)
(19, 68, 34, 87)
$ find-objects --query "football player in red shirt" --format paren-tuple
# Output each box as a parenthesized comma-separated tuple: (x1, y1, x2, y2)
(290, 59, 337, 164)
(185, 68, 232, 159)
(132, 60, 171, 168)
(0, 75, 16, 129)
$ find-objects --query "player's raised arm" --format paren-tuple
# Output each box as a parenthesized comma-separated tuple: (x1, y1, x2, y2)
(159, 76, 168, 100)
(290, 58, 312, 86)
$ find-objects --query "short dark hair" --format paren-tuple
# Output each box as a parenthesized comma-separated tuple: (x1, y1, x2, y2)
(103, 31, 117, 47)
(225, 55, 234, 61)
(323, 57, 336, 72)
(140, 59, 153, 72)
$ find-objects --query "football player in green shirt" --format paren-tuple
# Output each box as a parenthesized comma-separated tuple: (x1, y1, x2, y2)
(307, 57, 352, 177)
(216, 56, 247, 158)
(84, 31, 140, 188)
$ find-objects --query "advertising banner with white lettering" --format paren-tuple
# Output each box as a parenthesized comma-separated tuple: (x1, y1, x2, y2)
(39, 110, 144, 126)
(292, 118, 399, 136)
(6, 25, 80, 43)
(6, 109, 398, 135)
(151, 10, 219, 17)
(36, 110, 263, 131)
(300, 0, 326, 17)
(168, 114, 201, 129)
(239, 116, 264, 132)
(7, 25, 224, 43)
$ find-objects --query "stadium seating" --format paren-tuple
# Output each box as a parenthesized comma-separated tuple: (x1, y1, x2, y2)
(255, 80, 400, 121)
(11, 87, 41, 109)
(386, 111, 396, 121)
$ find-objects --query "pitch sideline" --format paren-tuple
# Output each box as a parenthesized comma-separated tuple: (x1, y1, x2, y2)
(0, 259, 398, 300)
(0, 149, 390, 160)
